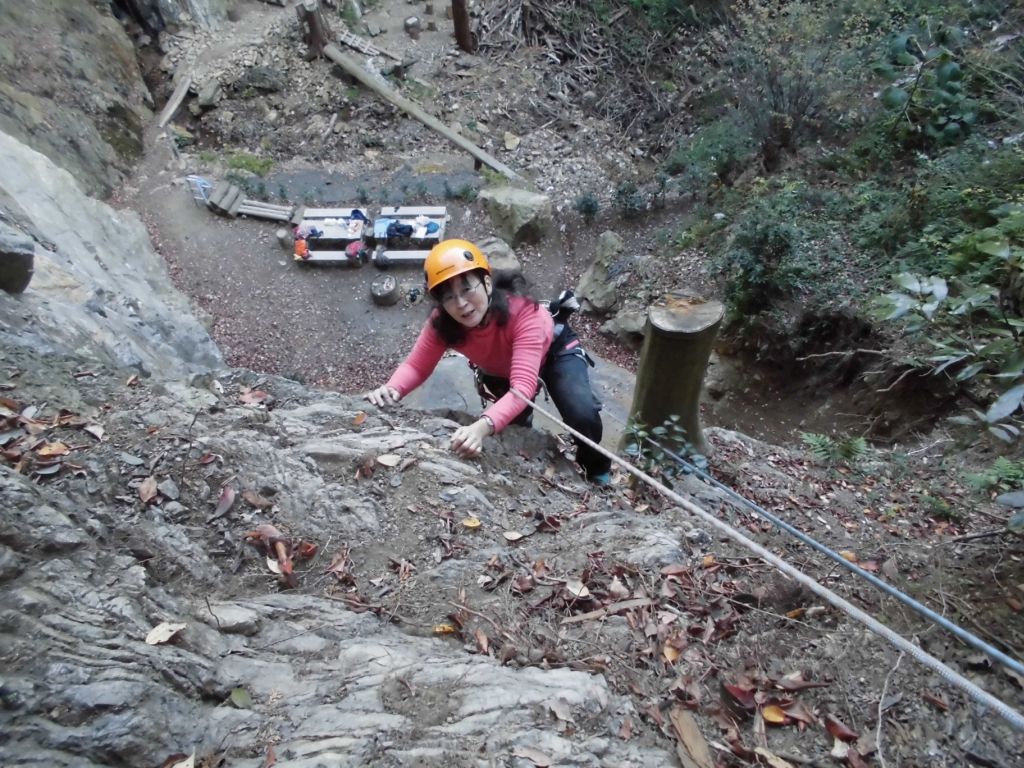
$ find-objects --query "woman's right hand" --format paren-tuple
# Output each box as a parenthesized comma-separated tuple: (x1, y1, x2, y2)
(365, 385, 401, 408)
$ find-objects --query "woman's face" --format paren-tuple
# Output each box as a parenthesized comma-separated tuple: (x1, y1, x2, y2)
(438, 272, 491, 328)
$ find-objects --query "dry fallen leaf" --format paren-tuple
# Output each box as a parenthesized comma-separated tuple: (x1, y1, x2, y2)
(761, 704, 789, 725)
(376, 453, 401, 467)
(37, 441, 69, 457)
(352, 411, 367, 426)
(670, 706, 714, 768)
(839, 550, 858, 563)
(754, 747, 796, 768)
(239, 389, 270, 405)
(433, 623, 457, 635)
(83, 424, 105, 441)
(263, 744, 277, 768)
(663, 644, 682, 664)
(266, 556, 283, 574)
(475, 627, 490, 654)
(139, 476, 159, 504)
(212, 484, 236, 519)
(824, 713, 858, 742)
(165, 752, 195, 768)
(564, 579, 591, 599)
(702, 555, 715, 568)
(462, 517, 482, 530)
(145, 621, 186, 645)
(242, 490, 274, 510)
(503, 530, 525, 541)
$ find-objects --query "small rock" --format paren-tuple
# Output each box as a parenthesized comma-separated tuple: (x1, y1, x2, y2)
(158, 479, 180, 501)
(209, 603, 262, 635)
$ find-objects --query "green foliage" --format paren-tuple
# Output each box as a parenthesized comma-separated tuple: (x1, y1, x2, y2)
(964, 456, 1024, 492)
(443, 181, 478, 202)
(876, 264, 1024, 442)
(717, 185, 817, 322)
(800, 432, 870, 465)
(613, 182, 646, 219)
(663, 114, 755, 190)
(875, 23, 983, 151)
(573, 191, 600, 222)
(277, 184, 288, 201)
(227, 152, 273, 177)
(624, 415, 708, 484)
(356, 185, 370, 204)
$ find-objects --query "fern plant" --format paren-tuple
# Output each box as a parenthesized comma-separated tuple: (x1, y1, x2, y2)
(801, 432, 869, 465)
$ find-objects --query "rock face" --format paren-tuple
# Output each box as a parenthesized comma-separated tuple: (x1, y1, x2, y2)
(478, 187, 553, 246)
(0, 352, 683, 767)
(0, 0, 154, 197)
(0, 130, 221, 375)
(576, 231, 628, 313)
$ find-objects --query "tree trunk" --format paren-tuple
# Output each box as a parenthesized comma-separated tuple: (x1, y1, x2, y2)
(297, 0, 333, 60)
(624, 295, 724, 457)
(452, 0, 474, 53)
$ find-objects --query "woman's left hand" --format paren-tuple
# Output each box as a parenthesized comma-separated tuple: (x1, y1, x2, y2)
(450, 419, 491, 458)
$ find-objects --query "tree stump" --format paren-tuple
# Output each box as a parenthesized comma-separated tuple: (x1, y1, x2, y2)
(297, 0, 333, 60)
(624, 294, 724, 457)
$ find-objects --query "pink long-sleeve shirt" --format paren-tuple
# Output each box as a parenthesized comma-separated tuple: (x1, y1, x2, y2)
(386, 296, 554, 432)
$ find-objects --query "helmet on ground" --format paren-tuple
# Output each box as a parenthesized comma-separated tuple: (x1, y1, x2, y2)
(424, 239, 490, 291)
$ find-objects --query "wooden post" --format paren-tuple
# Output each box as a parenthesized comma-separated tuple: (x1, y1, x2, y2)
(297, 0, 333, 60)
(452, 0, 474, 53)
(624, 294, 724, 457)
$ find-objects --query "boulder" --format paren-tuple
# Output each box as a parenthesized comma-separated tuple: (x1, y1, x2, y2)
(478, 187, 553, 246)
(600, 308, 647, 348)
(476, 235, 520, 272)
(0, 223, 34, 294)
(576, 230, 627, 313)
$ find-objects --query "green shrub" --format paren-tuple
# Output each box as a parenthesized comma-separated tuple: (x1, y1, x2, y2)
(663, 113, 755, 190)
(227, 152, 273, 177)
(573, 192, 600, 222)
(613, 182, 647, 219)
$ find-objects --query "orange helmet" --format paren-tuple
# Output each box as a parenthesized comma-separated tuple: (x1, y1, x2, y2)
(424, 239, 490, 291)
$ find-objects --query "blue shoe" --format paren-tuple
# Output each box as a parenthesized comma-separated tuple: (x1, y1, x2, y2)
(589, 472, 611, 486)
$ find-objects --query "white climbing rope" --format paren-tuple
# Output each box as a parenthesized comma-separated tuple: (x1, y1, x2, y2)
(508, 388, 1024, 732)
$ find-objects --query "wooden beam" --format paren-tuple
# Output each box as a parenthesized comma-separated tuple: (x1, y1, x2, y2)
(321, 42, 523, 183)
(158, 71, 193, 128)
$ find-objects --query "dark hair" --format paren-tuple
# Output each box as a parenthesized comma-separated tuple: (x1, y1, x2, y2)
(430, 268, 541, 346)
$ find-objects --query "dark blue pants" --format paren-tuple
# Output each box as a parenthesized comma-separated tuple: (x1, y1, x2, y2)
(479, 332, 612, 479)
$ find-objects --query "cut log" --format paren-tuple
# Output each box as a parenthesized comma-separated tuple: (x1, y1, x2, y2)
(320, 42, 522, 182)
(623, 295, 724, 457)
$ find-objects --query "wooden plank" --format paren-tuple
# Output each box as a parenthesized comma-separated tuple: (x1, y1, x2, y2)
(238, 206, 290, 221)
(207, 181, 230, 209)
(321, 43, 524, 183)
(240, 200, 293, 213)
(158, 71, 193, 128)
(303, 206, 370, 218)
(228, 191, 245, 217)
(378, 206, 449, 217)
(300, 250, 351, 261)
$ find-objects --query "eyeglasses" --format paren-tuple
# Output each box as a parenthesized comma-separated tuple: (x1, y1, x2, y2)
(439, 278, 482, 307)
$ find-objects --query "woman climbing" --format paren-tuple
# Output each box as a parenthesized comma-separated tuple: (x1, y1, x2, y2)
(365, 238, 612, 484)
